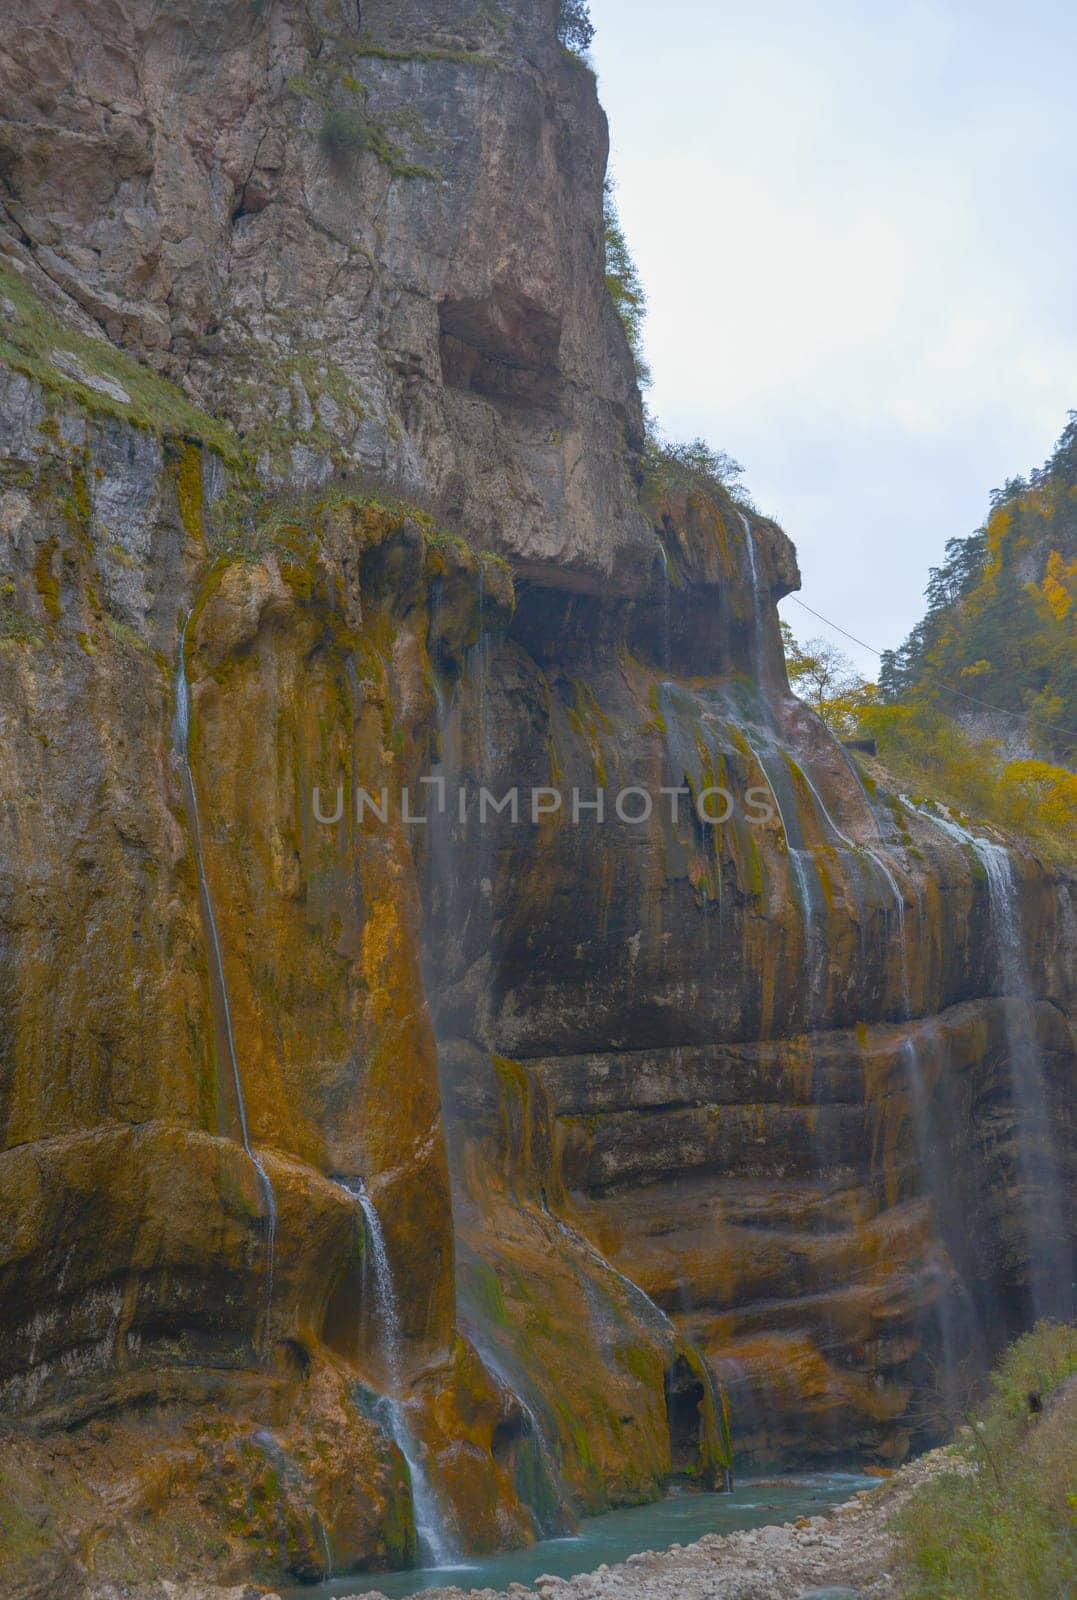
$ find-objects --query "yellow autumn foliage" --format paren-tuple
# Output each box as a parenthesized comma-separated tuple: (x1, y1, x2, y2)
(1041, 547, 1077, 620)
(998, 758, 1077, 835)
(858, 703, 1077, 865)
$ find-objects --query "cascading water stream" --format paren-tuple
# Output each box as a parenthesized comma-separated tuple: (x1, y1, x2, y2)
(898, 1027, 963, 1402)
(908, 803, 1073, 1320)
(656, 541, 672, 673)
(738, 512, 767, 683)
(965, 836, 1072, 1321)
(173, 611, 277, 1342)
(549, 1211, 674, 1341)
(347, 1183, 455, 1567)
(783, 757, 912, 1011)
(461, 1325, 571, 1538)
(735, 725, 821, 1026)
(862, 844, 910, 1014)
(315, 1514, 333, 1581)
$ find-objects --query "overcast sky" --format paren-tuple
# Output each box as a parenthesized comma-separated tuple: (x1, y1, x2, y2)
(587, 0, 1077, 673)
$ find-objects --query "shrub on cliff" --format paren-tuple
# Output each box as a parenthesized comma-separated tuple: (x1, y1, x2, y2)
(782, 625, 882, 738)
(604, 178, 651, 387)
(558, 0, 595, 55)
(896, 1321, 1077, 1600)
(643, 429, 749, 503)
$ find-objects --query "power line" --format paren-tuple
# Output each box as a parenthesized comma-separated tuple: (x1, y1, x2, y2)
(787, 597, 886, 662)
(786, 594, 1077, 743)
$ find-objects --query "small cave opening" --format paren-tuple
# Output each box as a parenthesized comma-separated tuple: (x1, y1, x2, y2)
(667, 1358, 705, 1471)
(439, 286, 562, 408)
(666, 1354, 725, 1489)
(491, 1404, 530, 1465)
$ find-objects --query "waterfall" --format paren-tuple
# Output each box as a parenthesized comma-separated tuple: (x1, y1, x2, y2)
(738, 512, 766, 680)
(862, 844, 910, 1015)
(898, 1030, 964, 1410)
(656, 541, 672, 672)
(347, 1183, 455, 1567)
(549, 1212, 674, 1341)
(967, 838, 1072, 1322)
(474, 559, 491, 775)
(173, 611, 277, 1343)
(910, 804, 1073, 1321)
(785, 758, 911, 1011)
(315, 1513, 333, 1580)
(736, 726, 821, 1026)
(460, 1326, 572, 1538)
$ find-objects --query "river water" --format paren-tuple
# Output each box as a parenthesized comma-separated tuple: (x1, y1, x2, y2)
(292, 1473, 877, 1599)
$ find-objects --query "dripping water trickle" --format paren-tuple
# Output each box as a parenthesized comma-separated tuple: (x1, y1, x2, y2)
(969, 836, 1073, 1321)
(769, 747, 913, 1022)
(862, 843, 909, 1016)
(173, 610, 277, 1344)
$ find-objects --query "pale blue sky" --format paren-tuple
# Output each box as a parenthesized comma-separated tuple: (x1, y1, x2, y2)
(587, 0, 1077, 673)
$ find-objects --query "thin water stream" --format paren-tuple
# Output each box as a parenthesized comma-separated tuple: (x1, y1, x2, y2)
(733, 722, 821, 1023)
(656, 541, 671, 672)
(738, 512, 766, 683)
(173, 611, 277, 1340)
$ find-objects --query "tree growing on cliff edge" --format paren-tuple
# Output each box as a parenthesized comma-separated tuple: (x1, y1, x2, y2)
(604, 178, 651, 387)
(558, 0, 595, 54)
(782, 623, 880, 737)
(644, 429, 749, 502)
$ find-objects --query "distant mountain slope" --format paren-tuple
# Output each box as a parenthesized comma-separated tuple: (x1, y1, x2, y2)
(880, 414, 1077, 765)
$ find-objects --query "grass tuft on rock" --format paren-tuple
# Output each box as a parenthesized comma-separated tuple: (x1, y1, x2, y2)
(0, 263, 241, 462)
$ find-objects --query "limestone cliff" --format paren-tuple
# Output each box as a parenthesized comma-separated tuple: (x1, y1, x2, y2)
(0, 1, 1073, 1593)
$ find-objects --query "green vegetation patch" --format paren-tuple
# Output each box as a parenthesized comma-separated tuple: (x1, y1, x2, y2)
(897, 1321, 1077, 1600)
(603, 178, 649, 388)
(286, 75, 435, 180)
(0, 578, 43, 648)
(343, 40, 504, 70)
(0, 264, 240, 462)
(318, 107, 433, 178)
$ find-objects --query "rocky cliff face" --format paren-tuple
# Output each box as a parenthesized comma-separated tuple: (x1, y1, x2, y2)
(0, 1, 1073, 1593)
(0, 0, 649, 591)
